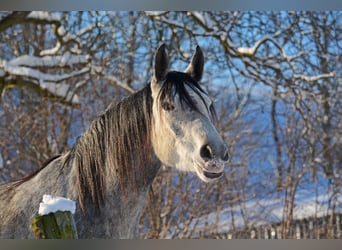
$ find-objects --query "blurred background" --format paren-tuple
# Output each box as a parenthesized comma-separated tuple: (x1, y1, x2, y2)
(0, 11, 341, 238)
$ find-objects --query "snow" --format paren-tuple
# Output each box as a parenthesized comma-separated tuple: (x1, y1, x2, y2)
(236, 35, 284, 57)
(167, 184, 341, 238)
(237, 46, 256, 56)
(40, 42, 61, 56)
(3, 57, 89, 104)
(27, 11, 61, 22)
(0, 11, 13, 20)
(190, 11, 206, 25)
(57, 26, 66, 36)
(9, 52, 89, 68)
(40, 80, 80, 104)
(294, 72, 336, 82)
(144, 11, 168, 16)
(3, 61, 89, 83)
(38, 194, 76, 215)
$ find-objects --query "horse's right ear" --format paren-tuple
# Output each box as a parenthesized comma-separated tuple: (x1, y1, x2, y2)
(152, 44, 169, 83)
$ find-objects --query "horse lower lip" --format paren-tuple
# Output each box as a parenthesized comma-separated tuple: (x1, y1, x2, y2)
(203, 171, 223, 179)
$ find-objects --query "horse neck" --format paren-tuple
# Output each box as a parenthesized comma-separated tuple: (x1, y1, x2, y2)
(67, 84, 161, 214)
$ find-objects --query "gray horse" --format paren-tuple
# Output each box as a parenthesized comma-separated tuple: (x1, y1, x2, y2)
(0, 44, 229, 238)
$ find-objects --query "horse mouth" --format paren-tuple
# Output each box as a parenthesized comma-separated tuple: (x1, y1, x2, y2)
(203, 171, 223, 179)
(195, 162, 224, 182)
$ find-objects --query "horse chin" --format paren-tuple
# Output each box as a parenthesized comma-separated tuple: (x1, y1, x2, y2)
(194, 162, 224, 182)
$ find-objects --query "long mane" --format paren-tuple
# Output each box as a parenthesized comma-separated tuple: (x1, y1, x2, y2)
(63, 85, 154, 213)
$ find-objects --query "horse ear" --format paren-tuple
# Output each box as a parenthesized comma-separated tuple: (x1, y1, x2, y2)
(184, 45, 204, 82)
(153, 44, 169, 83)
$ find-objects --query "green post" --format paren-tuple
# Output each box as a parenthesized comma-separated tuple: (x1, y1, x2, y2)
(31, 211, 78, 239)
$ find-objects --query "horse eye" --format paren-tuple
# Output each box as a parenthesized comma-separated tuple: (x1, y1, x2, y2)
(161, 102, 175, 111)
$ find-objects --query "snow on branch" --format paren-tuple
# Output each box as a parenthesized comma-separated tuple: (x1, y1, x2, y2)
(40, 28, 82, 56)
(294, 72, 336, 82)
(9, 52, 90, 68)
(26, 11, 61, 22)
(1, 58, 90, 104)
(0, 11, 62, 33)
(190, 11, 206, 26)
(236, 35, 284, 57)
(25, 11, 82, 56)
(0, 11, 91, 105)
(40, 42, 62, 57)
(144, 11, 168, 16)
(38, 79, 80, 104)
(3, 61, 89, 83)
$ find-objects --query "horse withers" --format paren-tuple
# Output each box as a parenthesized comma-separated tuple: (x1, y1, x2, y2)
(0, 44, 229, 238)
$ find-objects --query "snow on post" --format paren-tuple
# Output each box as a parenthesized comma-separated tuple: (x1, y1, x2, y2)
(38, 194, 76, 215)
(31, 195, 78, 239)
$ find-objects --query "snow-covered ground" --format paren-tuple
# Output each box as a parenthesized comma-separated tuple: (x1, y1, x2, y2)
(166, 183, 341, 238)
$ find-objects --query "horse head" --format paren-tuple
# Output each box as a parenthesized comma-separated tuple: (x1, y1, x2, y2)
(151, 44, 229, 182)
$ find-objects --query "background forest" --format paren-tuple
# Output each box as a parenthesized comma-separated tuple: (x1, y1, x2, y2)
(0, 11, 341, 238)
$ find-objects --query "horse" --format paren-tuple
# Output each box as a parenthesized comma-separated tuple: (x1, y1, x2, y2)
(0, 44, 229, 238)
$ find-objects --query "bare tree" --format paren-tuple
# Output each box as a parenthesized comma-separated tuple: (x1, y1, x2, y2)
(0, 11, 340, 238)
(141, 11, 341, 238)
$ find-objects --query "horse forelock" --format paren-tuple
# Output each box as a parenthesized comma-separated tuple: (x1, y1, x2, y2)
(64, 85, 154, 214)
(157, 71, 217, 121)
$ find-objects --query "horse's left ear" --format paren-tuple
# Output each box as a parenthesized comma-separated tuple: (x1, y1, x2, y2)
(153, 44, 169, 83)
(184, 45, 204, 82)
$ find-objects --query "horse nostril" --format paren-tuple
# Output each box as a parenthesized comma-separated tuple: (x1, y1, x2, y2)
(200, 144, 213, 161)
(222, 150, 229, 162)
